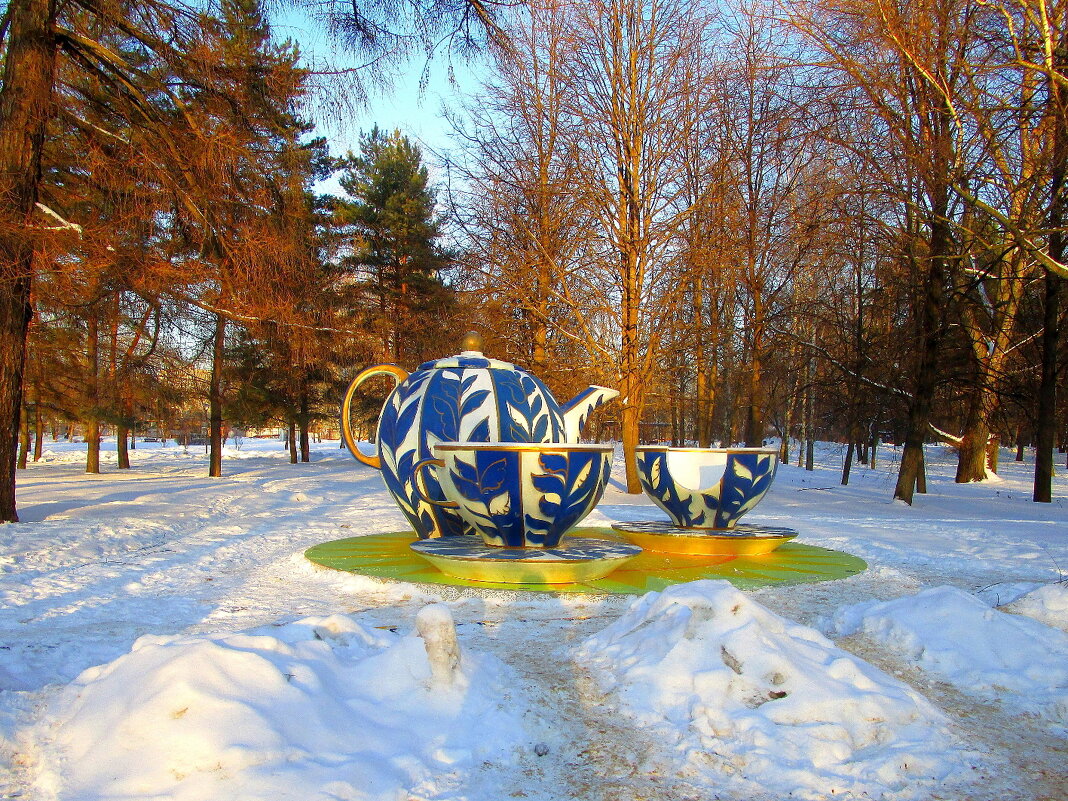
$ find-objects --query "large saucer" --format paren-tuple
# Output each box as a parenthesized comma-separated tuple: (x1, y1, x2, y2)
(612, 521, 797, 556)
(410, 536, 641, 585)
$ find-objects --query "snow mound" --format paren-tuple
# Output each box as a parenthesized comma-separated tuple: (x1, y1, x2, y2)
(33, 613, 529, 800)
(831, 585, 1068, 723)
(1000, 581, 1068, 633)
(976, 581, 1043, 608)
(578, 580, 966, 800)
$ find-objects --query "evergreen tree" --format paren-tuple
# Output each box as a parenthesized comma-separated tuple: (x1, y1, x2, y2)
(336, 128, 454, 366)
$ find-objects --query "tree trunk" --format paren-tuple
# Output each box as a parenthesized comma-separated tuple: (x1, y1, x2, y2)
(894, 212, 950, 504)
(842, 441, 854, 485)
(745, 326, 764, 447)
(33, 403, 42, 461)
(208, 313, 226, 478)
(955, 262, 1023, 482)
(702, 362, 718, 447)
(86, 419, 100, 473)
(696, 367, 711, 448)
(955, 396, 991, 482)
(666, 385, 677, 446)
(117, 423, 130, 469)
(532, 255, 550, 374)
(299, 384, 310, 463)
(620, 225, 644, 491)
(694, 277, 712, 448)
(116, 391, 132, 470)
(1034, 271, 1061, 502)
(804, 356, 815, 471)
(0, 0, 57, 521)
(288, 420, 298, 464)
(86, 313, 100, 474)
(17, 405, 29, 469)
(620, 374, 643, 493)
(1035, 42, 1066, 502)
(916, 447, 927, 494)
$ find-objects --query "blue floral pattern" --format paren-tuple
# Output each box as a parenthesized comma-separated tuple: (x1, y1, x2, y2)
(636, 448, 778, 529)
(436, 446, 613, 547)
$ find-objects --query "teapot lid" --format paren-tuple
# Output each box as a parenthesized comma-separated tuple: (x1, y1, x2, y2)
(415, 332, 528, 373)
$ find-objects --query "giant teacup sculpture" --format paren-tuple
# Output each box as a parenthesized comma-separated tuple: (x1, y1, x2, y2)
(342, 334, 640, 584)
(612, 446, 798, 555)
(409, 442, 640, 584)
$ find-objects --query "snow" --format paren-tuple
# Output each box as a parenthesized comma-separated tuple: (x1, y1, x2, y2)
(829, 586, 1068, 725)
(2, 437, 1067, 800)
(1000, 582, 1068, 632)
(34, 615, 525, 801)
(578, 580, 969, 800)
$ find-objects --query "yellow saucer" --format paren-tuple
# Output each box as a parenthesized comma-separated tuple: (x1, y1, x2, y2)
(611, 522, 797, 556)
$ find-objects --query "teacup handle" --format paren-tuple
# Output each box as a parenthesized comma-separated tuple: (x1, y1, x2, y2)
(412, 458, 460, 508)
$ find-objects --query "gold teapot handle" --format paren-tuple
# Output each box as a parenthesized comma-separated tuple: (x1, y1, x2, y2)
(341, 364, 409, 469)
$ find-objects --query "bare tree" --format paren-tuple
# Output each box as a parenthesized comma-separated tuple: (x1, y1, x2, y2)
(790, 0, 982, 503)
(563, 0, 713, 490)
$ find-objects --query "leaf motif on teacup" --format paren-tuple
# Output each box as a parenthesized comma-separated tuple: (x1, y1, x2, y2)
(573, 458, 593, 488)
(488, 492, 510, 517)
(649, 456, 662, 489)
(478, 458, 509, 495)
(686, 493, 707, 526)
(450, 457, 482, 501)
(537, 451, 568, 476)
(733, 460, 753, 484)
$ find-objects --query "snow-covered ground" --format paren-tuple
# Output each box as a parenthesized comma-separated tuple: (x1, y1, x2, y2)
(1, 437, 1066, 800)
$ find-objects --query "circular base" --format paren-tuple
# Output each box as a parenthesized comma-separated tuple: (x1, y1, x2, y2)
(409, 537, 641, 585)
(304, 529, 867, 595)
(612, 521, 797, 556)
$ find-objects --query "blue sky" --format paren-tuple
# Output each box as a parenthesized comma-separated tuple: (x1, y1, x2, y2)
(270, 4, 481, 172)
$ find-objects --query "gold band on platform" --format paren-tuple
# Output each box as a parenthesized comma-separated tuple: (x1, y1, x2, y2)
(409, 536, 641, 585)
(412, 553, 635, 584)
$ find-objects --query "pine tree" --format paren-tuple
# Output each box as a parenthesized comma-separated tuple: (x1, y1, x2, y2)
(336, 128, 454, 366)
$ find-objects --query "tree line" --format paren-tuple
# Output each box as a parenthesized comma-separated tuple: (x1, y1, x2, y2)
(1, 0, 1065, 523)
(0, 0, 500, 521)
(447, 0, 1067, 504)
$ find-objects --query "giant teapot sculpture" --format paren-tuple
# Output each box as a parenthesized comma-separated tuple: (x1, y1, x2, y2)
(342, 332, 619, 539)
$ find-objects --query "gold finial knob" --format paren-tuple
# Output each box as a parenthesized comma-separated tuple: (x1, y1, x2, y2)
(460, 331, 484, 353)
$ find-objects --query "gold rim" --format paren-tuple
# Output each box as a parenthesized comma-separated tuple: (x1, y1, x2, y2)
(635, 446, 779, 455)
(433, 443, 614, 453)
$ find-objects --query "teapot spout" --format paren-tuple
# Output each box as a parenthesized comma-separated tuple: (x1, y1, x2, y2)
(562, 386, 619, 442)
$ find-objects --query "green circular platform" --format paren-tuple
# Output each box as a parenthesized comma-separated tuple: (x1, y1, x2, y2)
(304, 528, 866, 594)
